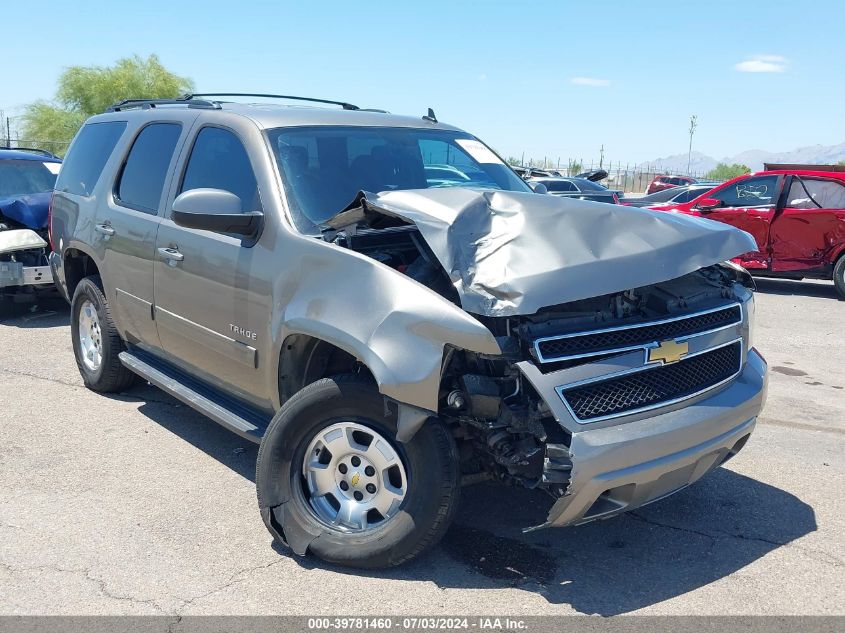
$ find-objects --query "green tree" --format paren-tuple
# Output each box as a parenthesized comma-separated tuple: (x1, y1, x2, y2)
(836, 159, 845, 167)
(706, 162, 751, 181)
(20, 54, 193, 155)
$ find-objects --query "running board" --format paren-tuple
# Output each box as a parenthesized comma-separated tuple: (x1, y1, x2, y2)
(119, 351, 270, 443)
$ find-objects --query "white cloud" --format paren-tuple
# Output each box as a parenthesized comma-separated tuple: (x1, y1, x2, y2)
(478, 73, 487, 81)
(735, 55, 788, 73)
(570, 77, 610, 87)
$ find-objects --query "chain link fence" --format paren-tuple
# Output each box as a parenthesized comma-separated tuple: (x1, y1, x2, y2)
(516, 158, 716, 193)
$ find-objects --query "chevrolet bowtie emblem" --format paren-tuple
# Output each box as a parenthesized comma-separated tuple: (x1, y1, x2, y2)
(648, 339, 689, 364)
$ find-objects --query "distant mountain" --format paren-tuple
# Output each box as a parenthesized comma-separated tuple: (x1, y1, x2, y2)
(640, 151, 717, 175)
(730, 142, 845, 171)
(644, 142, 845, 174)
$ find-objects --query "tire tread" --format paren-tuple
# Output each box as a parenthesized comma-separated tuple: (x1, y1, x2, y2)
(71, 275, 136, 393)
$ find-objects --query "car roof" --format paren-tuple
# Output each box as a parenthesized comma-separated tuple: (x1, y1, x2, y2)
(0, 149, 61, 162)
(753, 169, 845, 181)
(89, 102, 465, 133)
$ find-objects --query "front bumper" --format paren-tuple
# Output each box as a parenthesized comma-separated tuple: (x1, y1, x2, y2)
(524, 348, 768, 528)
(0, 261, 53, 289)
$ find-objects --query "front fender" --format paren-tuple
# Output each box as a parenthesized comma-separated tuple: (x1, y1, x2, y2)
(271, 245, 500, 413)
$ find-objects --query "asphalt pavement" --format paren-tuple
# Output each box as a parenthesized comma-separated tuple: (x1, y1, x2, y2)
(0, 278, 842, 616)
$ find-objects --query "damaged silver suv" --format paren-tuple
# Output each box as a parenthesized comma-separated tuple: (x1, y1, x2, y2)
(49, 94, 768, 568)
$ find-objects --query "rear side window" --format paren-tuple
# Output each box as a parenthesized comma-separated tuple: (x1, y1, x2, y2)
(56, 121, 127, 196)
(180, 127, 260, 212)
(786, 177, 845, 209)
(116, 123, 182, 214)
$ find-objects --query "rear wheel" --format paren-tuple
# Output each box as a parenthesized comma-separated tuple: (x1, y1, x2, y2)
(70, 276, 136, 392)
(256, 375, 460, 568)
(833, 255, 845, 299)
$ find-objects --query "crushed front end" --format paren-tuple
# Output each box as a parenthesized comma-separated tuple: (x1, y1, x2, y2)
(0, 192, 55, 302)
(0, 227, 54, 299)
(437, 265, 767, 530)
(324, 188, 768, 531)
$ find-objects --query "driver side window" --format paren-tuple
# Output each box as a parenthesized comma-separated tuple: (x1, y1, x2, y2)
(180, 127, 262, 212)
(710, 176, 779, 208)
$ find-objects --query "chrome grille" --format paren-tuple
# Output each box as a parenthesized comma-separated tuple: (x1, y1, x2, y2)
(535, 304, 741, 363)
(558, 341, 742, 422)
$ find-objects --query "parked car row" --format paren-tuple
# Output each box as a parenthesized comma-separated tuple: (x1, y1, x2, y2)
(646, 174, 721, 194)
(527, 176, 622, 204)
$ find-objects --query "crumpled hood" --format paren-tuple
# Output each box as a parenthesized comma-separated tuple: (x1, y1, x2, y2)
(0, 192, 51, 230)
(352, 188, 757, 317)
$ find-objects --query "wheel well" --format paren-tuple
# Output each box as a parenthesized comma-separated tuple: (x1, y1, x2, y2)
(278, 334, 374, 403)
(64, 249, 100, 298)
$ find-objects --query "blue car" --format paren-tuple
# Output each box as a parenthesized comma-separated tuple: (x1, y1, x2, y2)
(0, 147, 61, 301)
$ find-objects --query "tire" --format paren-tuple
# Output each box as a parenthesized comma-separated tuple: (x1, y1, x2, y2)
(70, 275, 136, 392)
(256, 374, 460, 569)
(833, 255, 845, 300)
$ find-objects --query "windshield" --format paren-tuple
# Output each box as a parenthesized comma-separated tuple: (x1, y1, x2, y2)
(0, 159, 59, 198)
(267, 126, 530, 231)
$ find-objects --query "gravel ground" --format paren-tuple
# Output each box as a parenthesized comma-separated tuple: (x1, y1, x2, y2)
(0, 278, 842, 616)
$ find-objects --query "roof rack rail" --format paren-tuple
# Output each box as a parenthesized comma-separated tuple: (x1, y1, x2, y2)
(105, 97, 221, 112)
(184, 93, 361, 111)
(0, 146, 60, 159)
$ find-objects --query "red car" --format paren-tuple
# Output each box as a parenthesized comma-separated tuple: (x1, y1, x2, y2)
(646, 174, 697, 194)
(648, 170, 845, 297)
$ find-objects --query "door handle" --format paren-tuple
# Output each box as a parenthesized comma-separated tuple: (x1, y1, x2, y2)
(95, 223, 115, 237)
(157, 247, 184, 265)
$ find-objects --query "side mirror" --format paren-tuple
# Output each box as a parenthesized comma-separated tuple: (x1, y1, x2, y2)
(171, 188, 263, 237)
(697, 197, 722, 212)
(529, 182, 548, 194)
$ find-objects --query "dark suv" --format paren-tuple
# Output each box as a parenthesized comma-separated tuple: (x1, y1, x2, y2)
(49, 94, 767, 568)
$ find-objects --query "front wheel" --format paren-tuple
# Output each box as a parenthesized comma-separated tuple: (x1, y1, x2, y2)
(256, 375, 460, 568)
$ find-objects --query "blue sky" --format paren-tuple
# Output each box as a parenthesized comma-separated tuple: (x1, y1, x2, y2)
(4, 0, 844, 164)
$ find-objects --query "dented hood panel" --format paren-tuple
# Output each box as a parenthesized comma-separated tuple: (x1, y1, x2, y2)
(357, 189, 758, 316)
(0, 192, 51, 230)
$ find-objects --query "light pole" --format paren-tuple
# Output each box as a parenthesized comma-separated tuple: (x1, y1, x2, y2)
(687, 115, 698, 175)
